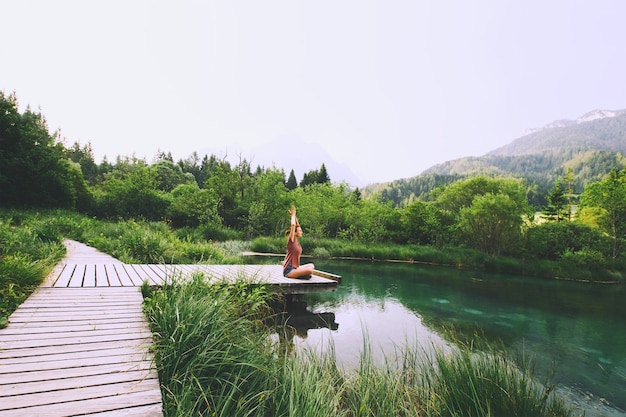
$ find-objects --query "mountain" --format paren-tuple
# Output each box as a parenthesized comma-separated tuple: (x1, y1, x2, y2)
(364, 109, 626, 207)
(487, 109, 626, 157)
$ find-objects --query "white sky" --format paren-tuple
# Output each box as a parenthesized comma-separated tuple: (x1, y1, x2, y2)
(3, 1, 626, 186)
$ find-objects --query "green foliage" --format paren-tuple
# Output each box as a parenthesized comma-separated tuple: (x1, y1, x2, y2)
(525, 221, 609, 261)
(285, 169, 298, 190)
(579, 167, 626, 258)
(300, 163, 331, 187)
(168, 183, 221, 228)
(459, 193, 524, 257)
(0, 92, 87, 209)
(0, 210, 66, 326)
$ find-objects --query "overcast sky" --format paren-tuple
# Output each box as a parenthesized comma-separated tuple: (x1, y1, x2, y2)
(3, 1, 626, 186)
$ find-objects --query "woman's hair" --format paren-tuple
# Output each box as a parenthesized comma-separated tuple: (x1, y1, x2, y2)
(285, 228, 292, 236)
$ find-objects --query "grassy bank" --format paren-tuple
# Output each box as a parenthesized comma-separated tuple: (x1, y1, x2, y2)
(143, 275, 574, 417)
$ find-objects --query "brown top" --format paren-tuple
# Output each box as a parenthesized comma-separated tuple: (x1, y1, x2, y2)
(283, 239, 302, 271)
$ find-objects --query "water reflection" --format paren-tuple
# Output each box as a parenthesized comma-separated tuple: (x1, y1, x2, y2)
(266, 295, 338, 354)
(294, 260, 626, 417)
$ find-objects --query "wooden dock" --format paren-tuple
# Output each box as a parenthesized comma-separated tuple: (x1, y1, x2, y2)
(0, 240, 340, 416)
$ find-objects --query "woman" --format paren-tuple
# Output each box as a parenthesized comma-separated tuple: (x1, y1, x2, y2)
(282, 205, 315, 279)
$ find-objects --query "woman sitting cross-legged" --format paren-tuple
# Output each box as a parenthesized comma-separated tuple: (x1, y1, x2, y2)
(282, 205, 315, 280)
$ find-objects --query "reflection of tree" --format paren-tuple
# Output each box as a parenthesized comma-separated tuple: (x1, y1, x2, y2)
(267, 295, 338, 354)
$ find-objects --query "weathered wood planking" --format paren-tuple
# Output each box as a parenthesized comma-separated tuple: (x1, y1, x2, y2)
(41, 240, 340, 293)
(44, 263, 339, 294)
(0, 287, 162, 417)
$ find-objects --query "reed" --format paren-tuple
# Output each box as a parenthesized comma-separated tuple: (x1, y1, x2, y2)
(142, 273, 574, 417)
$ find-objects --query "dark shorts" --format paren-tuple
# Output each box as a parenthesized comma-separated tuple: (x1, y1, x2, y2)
(283, 264, 296, 277)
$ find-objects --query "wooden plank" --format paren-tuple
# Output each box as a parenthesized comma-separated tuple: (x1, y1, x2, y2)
(68, 263, 86, 287)
(0, 339, 153, 360)
(113, 264, 134, 286)
(0, 357, 154, 385)
(104, 263, 123, 286)
(53, 263, 76, 287)
(0, 387, 162, 417)
(135, 264, 165, 286)
(313, 269, 342, 282)
(79, 403, 163, 417)
(96, 263, 109, 286)
(121, 265, 145, 286)
(1, 379, 160, 409)
(0, 345, 148, 366)
(82, 263, 97, 287)
(0, 331, 153, 350)
(0, 324, 151, 343)
(0, 319, 145, 335)
(0, 351, 152, 374)
(0, 368, 152, 397)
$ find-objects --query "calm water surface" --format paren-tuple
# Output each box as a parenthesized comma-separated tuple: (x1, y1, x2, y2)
(280, 260, 626, 417)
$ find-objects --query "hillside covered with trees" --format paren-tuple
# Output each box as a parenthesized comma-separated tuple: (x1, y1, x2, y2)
(2, 91, 626, 282)
(365, 110, 626, 208)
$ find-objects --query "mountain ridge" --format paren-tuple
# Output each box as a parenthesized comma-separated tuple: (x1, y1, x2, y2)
(364, 109, 626, 207)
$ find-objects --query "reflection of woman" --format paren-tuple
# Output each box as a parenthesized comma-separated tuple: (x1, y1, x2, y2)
(282, 206, 315, 279)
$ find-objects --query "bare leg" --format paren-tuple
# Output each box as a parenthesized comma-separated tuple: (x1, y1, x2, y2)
(287, 263, 315, 279)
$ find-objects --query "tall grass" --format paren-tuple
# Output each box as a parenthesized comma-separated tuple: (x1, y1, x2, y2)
(0, 210, 66, 327)
(143, 274, 575, 417)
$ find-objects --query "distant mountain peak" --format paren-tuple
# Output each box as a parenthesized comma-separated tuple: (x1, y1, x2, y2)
(576, 109, 623, 123)
(523, 109, 626, 136)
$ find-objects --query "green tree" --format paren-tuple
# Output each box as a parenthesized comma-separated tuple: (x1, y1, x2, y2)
(0, 92, 83, 209)
(204, 159, 243, 228)
(545, 179, 567, 221)
(151, 160, 194, 192)
(458, 193, 523, 256)
(579, 167, 626, 258)
(92, 160, 169, 220)
(285, 169, 298, 190)
(401, 201, 443, 245)
(525, 221, 609, 261)
(300, 169, 319, 188)
(435, 176, 527, 215)
(246, 167, 289, 236)
(66, 141, 99, 184)
(168, 183, 221, 228)
(317, 163, 330, 184)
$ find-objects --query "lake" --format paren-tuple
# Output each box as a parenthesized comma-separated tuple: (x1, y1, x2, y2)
(277, 260, 626, 417)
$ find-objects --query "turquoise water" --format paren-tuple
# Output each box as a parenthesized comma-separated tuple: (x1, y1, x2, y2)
(286, 260, 626, 417)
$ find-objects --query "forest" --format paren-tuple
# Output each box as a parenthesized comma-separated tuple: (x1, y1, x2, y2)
(2, 91, 626, 281)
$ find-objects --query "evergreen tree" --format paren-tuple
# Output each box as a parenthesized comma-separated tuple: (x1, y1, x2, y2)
(300, 169, 319, 187)
(286, 169, 298, 190)
(318, 163, 330, 184)
(546, 179, 567, 221)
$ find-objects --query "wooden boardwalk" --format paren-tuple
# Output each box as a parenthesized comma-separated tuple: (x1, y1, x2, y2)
(0, 240, 339, 416)
(41, 240, 340, 294)
(0, 287, 162, 416)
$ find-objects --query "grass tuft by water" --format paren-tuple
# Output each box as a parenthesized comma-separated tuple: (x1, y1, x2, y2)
(142, 272, 576, 417)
